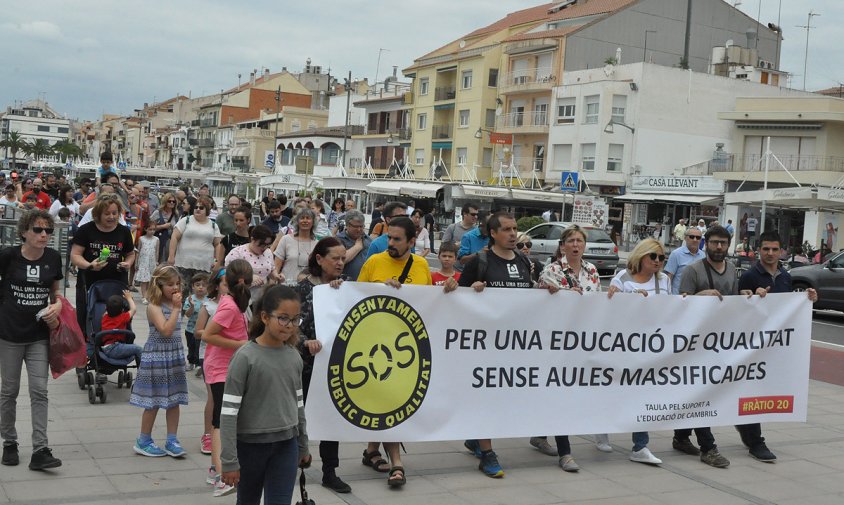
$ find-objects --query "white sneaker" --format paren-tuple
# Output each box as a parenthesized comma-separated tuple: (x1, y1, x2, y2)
(594, 434, 613, 453)
(629, 447, 662, 465)
(206, 467, 216, 485)
(213, 479, 236, 497)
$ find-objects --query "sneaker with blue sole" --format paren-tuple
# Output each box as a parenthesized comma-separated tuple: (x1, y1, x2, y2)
(464, 439, 482, 458)
(164, 439, 186, 458)
(479, 450, 504, 478)
(133, 439, 166, 457)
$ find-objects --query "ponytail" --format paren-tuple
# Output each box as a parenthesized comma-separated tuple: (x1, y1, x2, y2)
(225, 259, 253, 313)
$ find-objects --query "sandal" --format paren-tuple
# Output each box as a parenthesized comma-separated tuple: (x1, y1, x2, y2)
(387, 466, 406, 487)
(362, 449, 390, 473)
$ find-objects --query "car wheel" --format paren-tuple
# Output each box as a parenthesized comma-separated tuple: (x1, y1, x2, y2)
(792, 281, 810, 293)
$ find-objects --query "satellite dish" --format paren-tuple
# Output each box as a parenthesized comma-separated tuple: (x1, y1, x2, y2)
(459, 40, 466, 49)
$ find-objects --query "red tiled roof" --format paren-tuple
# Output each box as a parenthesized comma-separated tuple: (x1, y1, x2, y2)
(815, 86, 844, 97)
(502, 24, 584, 43)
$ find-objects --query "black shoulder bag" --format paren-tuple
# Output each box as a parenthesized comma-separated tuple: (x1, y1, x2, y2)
(397, 254, 414, 284)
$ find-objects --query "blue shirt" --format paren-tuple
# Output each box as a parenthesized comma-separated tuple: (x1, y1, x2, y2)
(738, 261, 791, 294)
(458, 228, 490, 259)
(725, 223, 735, 237)
(367, 233, 414, 257)
(337, 230, 371, 281)
(665, 243, 706, 295)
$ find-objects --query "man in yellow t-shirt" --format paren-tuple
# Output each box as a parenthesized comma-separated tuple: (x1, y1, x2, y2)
(356, 216, 435, 488)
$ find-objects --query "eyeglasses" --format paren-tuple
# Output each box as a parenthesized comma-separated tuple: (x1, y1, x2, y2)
(648, 253, 666, 262)
(32, 227, 55, 235)
(708, 240, 729, 247)
(516, 241, 532, 249)
(686, 235, 702, 240)
(167, 200, 176, 204)
(196, 206, 206, 210)
(270, 314, 302, 327)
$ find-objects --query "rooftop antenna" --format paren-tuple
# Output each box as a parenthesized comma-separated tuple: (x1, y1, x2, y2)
(375, 48, 389, 85)
(797, 10, 820, 91)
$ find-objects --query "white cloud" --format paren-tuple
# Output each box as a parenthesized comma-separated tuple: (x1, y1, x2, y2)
(3, 20, 63, 40)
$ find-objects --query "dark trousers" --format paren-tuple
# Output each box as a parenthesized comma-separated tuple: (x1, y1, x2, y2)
(184, 331, 198, 365)
(301, 366, 339, 474)
(736, 423, 764, 447)
(553, 435, 571, 456)
(236, 437, 298, 505)
(674, 428, 716, 453)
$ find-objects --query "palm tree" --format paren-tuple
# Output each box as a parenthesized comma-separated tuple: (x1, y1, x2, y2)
(0, 131, 27, 169)
(23, 139, 54, 160)
(53, 140, 84, 162)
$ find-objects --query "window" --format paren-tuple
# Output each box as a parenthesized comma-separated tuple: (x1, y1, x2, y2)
(420, 78, 429, 96)
(556, 98, 576, 124)
(37, 125, 50, 132)
(552, 144, 572, 169)
(459, 109, 470, 128)
(584, 95, 599, 124)
(611, 95, 627, 124)
(581, 143, 596, 171)
(483, 148, 493, 167)
(417, 113, 427, 130)
(533, 103, 548, 126)
(488, 69, 499, 87)
(457, 147, 468, 166)
(57, 127, 69, 134)
(414, 149, 425, 165)
(461, 70, 473, 89)
(607, 144, 623, 172)
(485, 109, 496, 128)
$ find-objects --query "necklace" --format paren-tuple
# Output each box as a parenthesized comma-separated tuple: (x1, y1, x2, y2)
(296, 237, 314, 268)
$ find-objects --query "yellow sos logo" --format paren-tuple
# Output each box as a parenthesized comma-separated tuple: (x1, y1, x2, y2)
(328, 295, 431, 430)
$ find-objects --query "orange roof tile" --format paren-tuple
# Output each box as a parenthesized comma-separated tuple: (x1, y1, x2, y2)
(502, 24, 584, 43)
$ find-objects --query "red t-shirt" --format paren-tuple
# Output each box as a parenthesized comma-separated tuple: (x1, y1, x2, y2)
(22, 191, 52, 210)
(431, 271, 461, 286)
(100, 312, 131, 345)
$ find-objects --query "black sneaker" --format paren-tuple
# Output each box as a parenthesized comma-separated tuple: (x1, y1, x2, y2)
(29, 447, 62, 471)
(749, 443, 777, 462)
(672, 437, 701, 456)
(1, 443, 19, 466)
(322, 473, 352, 493)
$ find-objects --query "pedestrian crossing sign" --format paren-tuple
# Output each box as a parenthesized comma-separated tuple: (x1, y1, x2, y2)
(561, 171, 578, 192)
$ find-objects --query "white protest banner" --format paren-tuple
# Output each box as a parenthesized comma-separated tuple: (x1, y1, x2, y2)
(307, 283, 811, 442)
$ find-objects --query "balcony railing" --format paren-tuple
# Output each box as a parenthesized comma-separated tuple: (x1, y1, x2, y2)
(496, 111, 549, 131)
(191, 120, 200, 127)
(432, 124, 453, 139)
(511, 157, 545, 173)
(709, 154, 844, 174)
(198, 138, 216, 147)
(199, 119, 216, 127)
(188, 139, 198, 146)
(434, 86, 456, 101)
(395, 128, 412, 140)
(499, 67, 556, 93)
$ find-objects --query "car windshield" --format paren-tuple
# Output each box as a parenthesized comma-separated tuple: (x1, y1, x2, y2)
(586, 229, 613, 243)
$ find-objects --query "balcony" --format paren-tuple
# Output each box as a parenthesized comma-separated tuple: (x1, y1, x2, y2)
(199, 118, 216, 128)
(395, 128, 412, 141)
(434, 86, 456, 101)
(432, 124, 453, 139)
(709, 154, 844, 174)
(496, 111, 549, 134)
(499, 68, 556, 94)
(511, 157, 545, 173)
(198, 138, 216, 148)
(188, 139, 198, 146)
(191, 119, 200, 127)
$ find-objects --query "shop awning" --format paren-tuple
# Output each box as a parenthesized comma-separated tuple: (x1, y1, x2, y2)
(614, 193, 717, 205)
(322, 177, 373, 191)
(724, 186, 844, 210)
(229, 147, 248, 157)
(509, 188, 568, 204)
(461, 185, 511, 199)
(400, 182, 444, 198)
(365, 180, 404, 196)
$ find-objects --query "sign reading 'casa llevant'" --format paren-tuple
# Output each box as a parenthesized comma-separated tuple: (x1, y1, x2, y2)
(631, 176, 724, 195)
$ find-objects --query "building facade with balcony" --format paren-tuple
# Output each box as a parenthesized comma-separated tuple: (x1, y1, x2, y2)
(352, 90, 413, 177)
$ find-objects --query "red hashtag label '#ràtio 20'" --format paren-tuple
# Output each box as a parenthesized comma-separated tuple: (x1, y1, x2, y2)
(738, 395, 794, 416)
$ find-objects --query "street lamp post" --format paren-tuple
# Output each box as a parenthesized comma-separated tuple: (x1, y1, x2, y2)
(342, 71, 352, 171)
(273, 86, 281, 174)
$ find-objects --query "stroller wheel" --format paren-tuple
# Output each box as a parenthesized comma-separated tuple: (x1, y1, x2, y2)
(87, 387, 96, 404)
(125, 372, 133, 389)
(99, 387, 108, 404)
(77, 371, 86, 390)
(117, 371, 125, 389)
(86, 371, 94, 386)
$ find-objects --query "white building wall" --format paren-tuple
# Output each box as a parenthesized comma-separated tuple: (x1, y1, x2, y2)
(328, 94, 366, 128)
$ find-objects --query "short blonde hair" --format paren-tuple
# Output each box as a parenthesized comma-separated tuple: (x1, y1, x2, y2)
(627, 238, 665, 275)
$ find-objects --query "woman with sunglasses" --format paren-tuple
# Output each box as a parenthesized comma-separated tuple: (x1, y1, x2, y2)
(168, 195, 223, 298)
(516, 232, 544, 284)
(602, 237, 670, 466)
(224, 225, 281, 301)
(0, 209, 64, 470)
(151, 192, 179, 259)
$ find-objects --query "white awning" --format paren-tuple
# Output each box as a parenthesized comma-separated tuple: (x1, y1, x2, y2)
(400, 182, 444, 198)
(228, 147, 248, 157)
(461, 185, 511, 199)
(322, 177, 373, 191)
(724, 187, 844, 210)
(614, 193, 717, 205)
(366, 180, 404, 196)
(509, 188, 568, 204)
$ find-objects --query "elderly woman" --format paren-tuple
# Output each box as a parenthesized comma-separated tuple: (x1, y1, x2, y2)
(274, 208, 317, 285)
(294, 237, 350, 492)
(603, 238, 670, 466)
(224, 224, 280, 300)
(168, 195, 222, 293)
(0, 209, 64, 470)
(71, 194, 136, 331)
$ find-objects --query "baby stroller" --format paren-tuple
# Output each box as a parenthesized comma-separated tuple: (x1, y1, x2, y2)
(75, 279, 138, 404)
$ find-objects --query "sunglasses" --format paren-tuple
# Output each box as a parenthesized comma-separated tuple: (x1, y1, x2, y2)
(32, 227, 55, 235)
(468, 212, 479, 217)
(686, 235, 702, 240)
(648, 253, 666, 262)
(196, 206, 206, 210)
(516, 241, 532, 249)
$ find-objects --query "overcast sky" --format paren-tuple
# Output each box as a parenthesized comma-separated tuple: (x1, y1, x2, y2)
(1, 0, 840, 121)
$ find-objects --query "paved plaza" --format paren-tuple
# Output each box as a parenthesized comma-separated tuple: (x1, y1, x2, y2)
(2, 276, 843, 505)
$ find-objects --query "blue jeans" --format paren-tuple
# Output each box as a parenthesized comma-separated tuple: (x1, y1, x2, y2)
(237, 437, 299, 505)
(102, 343, 142, 364)
(632, 431, 649, 451)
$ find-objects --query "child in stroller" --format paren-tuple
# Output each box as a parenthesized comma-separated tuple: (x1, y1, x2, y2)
(76, 279, 140, 403)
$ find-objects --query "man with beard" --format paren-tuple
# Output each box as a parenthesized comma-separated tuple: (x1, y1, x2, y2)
(42, 173, 60, 202)
(675, 225, 754, 468)
(366, 201, 409, 256)
(21, 178, 52, 210)
(357, 216, 432, 488)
